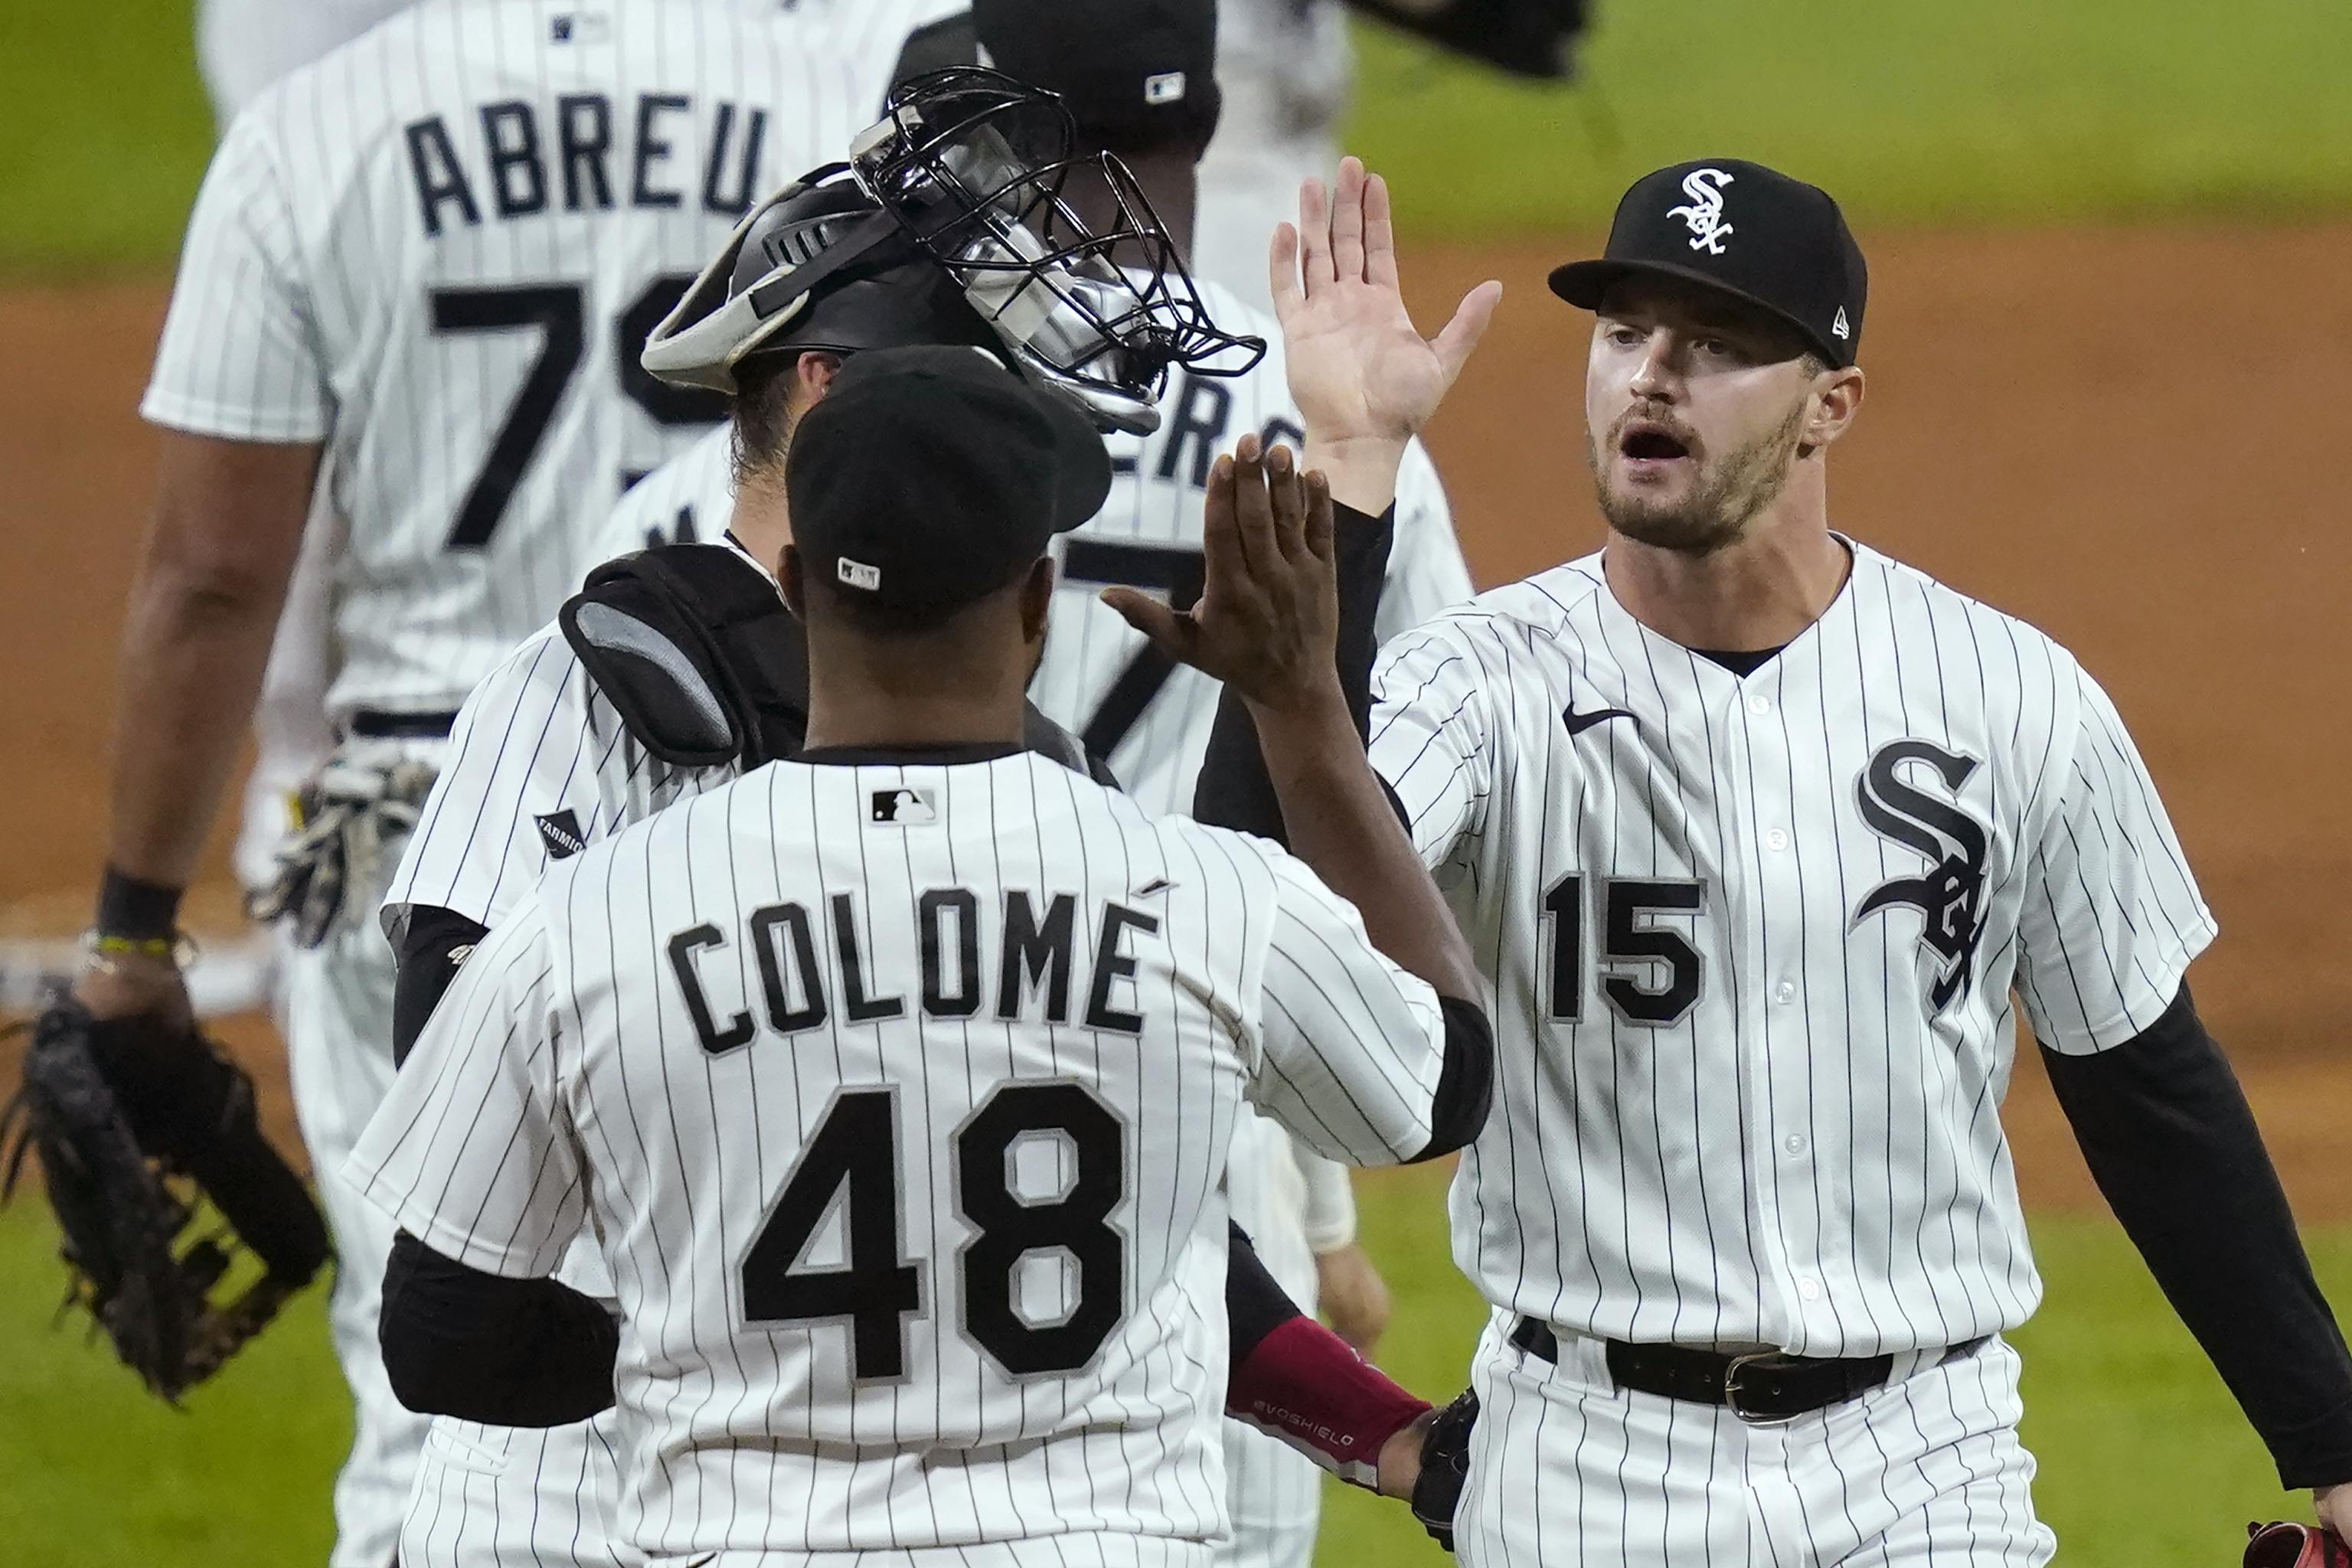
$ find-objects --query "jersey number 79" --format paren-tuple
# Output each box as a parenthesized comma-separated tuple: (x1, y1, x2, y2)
(430, 273, 723, 550)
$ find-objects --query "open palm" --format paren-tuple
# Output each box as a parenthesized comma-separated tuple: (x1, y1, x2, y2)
(1272, 158, 1501, 453)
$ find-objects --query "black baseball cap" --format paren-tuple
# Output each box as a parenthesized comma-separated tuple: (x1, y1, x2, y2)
(787, 345, 1112, 619)
(1549, 159, 1867, 368)
(896, 0, 1222, 150)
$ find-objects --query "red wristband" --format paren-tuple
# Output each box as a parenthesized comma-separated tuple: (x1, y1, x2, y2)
(1226, 1315, 1431, 1489)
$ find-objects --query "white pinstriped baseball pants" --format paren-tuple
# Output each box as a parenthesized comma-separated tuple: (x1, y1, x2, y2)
(1458, 1312, 2056, 1567)
(400, 1415, 619, 1568)
(284, 920, 430, 1568)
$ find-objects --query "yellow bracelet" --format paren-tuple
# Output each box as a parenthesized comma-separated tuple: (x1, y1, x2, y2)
(83, 930, 196, 967)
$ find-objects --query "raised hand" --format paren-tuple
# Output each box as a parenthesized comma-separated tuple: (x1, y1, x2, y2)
(1272, 157, 1501, 512)
(1099, 432, 1343, 719)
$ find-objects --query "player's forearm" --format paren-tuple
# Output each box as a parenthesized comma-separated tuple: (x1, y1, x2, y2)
(103, 434, 318, 893)
(2043, 984, 2352, 1488)
(1304, 436, 1409, 518)
(106, 560, 290, 887)
(1248, 691, 1479, 1004)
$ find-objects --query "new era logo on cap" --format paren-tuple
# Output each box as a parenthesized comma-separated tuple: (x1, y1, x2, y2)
(1833, 306, 1851, 340)
(1144, 70, 1186, 104)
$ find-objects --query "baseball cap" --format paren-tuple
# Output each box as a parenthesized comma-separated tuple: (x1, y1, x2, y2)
(787, 345, 1112, 619)
(897, 0, 1222, 150)
(1549, 159, 1867, 368)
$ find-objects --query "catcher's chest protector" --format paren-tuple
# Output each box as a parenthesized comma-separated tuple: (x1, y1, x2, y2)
(560, 541, 1107, 782)
(560, 544, 813, 771)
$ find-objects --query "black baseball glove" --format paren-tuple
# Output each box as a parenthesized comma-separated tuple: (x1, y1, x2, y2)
(1410, 1385, 1480, 1550)
(2, 993, 329, 1399)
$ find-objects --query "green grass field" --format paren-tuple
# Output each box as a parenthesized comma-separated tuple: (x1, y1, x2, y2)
(6, 0, 2352, 276)
(5, 1169, 2341, 1566)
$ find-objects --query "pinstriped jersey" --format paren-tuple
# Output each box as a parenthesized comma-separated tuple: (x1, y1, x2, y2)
(142, 0, 868, 721)
(1367, 538, 2215, 1356)
(377, 542, 763, 939)
(350, 750, 1449, 1558)
(595, 282, 1475, 816)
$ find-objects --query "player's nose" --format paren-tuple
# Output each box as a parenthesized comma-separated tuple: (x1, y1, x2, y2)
(1625, 333, 1682, 400)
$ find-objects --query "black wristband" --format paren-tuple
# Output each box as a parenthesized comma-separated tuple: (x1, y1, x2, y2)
(96, 867, 185, 942)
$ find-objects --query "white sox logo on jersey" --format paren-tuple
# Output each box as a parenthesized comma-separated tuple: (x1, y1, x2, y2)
(1851, 739, 1990, 1013)
(1668, 168, 1736, 255)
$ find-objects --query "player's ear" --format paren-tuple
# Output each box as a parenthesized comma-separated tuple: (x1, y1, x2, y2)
(1018, 555, 1056, 644)
(796, 351, 844, 407)
(1803, 364, 1865, 454)
(778, 544, 808, 618)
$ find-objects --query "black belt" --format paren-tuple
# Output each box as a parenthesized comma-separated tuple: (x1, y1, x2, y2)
(346, 709, 459, 740)
(1510, 1315, 1961, 1423)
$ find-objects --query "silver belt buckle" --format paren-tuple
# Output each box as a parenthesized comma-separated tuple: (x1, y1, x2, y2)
(1722, 1351, 1800, 1426)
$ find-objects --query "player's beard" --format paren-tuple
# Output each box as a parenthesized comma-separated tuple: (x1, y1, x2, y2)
(1589, 394, 1810, 556)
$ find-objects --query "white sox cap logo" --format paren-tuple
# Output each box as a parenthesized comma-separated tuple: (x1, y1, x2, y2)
(1667, 168, 1736, 256)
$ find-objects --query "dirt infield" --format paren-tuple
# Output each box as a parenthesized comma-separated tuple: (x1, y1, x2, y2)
(5, 228, 2350, 1217)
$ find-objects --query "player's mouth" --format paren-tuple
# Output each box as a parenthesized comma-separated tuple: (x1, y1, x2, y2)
(1617, 420, 1695, 479)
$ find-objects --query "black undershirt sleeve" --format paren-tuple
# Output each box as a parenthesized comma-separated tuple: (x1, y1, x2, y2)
(1228, 1220, 1305, 1361)
(1192, 499, 1394, 844)
(391, 904, 491, 1067)
(378, 1231, 618, 1426)
(2041, 982, 2352, 1489)
(1413, 995, 1495, 1163)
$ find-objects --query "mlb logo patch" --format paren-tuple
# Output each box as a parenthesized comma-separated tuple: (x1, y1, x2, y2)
(535, 808, 586, 859)
(1144, 71, 1187, 106)
(838, 557, 882, 591)
(871, 787, 937, 825)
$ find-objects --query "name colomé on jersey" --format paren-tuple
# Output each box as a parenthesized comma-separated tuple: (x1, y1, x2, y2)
(665, 888, 1164, 1055)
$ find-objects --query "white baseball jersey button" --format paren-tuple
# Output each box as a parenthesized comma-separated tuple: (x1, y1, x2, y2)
(1797, 1276, 1822, 1302)
(1774, 979, 1796, 1004)
(1784, 1133, 1808, 1155)
(1747, 691, 1772, 715)
(1766, 827, 1790, 851)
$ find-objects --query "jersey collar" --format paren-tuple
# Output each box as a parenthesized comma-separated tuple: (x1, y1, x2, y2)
(794, 741, 1027, 767)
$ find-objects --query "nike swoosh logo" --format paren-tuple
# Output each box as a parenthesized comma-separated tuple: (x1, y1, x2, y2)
(1563, 701, 1637, 737)
(1133, 877, 1174, 897)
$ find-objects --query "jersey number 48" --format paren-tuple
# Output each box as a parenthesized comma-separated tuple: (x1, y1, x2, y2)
(739, 1082, 1125, 1382)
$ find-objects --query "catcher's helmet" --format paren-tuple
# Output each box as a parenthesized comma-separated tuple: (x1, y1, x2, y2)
(639, 173, 1004, 394)
(643, 67, 1261, 434)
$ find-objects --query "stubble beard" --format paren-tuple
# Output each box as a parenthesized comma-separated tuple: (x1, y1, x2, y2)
(1588, 396, 1811, 556)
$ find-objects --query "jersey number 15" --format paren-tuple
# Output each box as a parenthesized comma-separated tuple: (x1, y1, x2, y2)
(1543, 874, 1707, 1025)
(740, 1082, 1125, 1382)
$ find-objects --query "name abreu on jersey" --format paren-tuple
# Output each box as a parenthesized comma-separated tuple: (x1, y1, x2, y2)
(142, 0, 870, 721)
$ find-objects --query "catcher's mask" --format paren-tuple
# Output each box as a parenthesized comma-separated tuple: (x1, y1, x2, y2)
(643, 67, 1262, 434)
(639, 174, 1010, 394)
